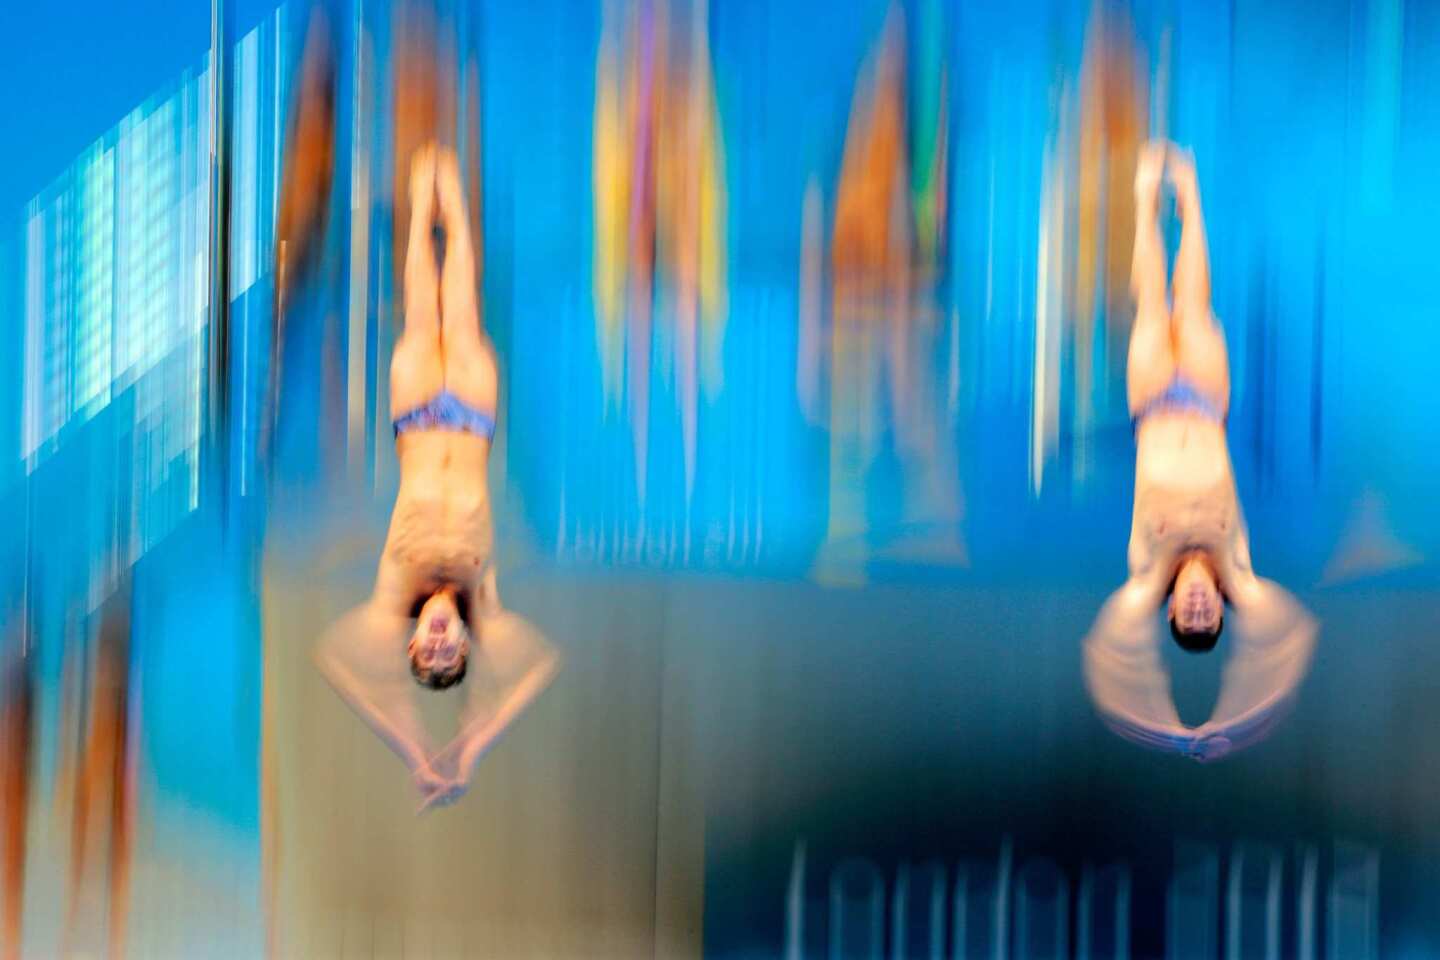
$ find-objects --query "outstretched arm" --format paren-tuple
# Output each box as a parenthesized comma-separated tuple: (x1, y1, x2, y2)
(425, 609, 560, 808)
(1196, 576, 1317, 753)
(313, 604, 436, 782)
(1083, 576, 1195, 752)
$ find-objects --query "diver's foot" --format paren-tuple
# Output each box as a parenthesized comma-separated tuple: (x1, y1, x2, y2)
(1168, 146, 1200, 216)
(1135, 140, 1168, 212)
(434, 147, 466, 229)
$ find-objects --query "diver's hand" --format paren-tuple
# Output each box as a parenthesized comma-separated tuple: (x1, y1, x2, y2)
(416, 775, 469, 814)
(415, 753, 471, 813)
(1135, 140, 1167, 211)
(1181, 730, 1233, 764)
(412, 762, 450, 812)
(1168, 146, 1200, 214)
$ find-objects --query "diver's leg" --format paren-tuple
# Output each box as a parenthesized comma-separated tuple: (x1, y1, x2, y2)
(435, 148, 497, 415)
(1169, 148, 1230, 417)
(1127, 141, 1176, 416)
(390, 144, 444, 419)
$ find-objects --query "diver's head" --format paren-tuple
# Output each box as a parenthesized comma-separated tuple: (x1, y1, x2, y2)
(408, 589, 469, 689)
(1168, 552, 1223, 652)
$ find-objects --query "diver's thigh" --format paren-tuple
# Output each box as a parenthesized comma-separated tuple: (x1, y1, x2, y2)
(1127, 306, 1176, 415)
(1173, 303, 1230, 415)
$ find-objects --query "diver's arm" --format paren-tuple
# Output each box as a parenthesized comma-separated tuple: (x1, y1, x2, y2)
(370, 549, 421, 618)
(1083, 574, 1203, 755)
(313, 605, 434, 777)
(1197, 574, 1317, 750)
(454, 648, 559, 777)
(431, 610, 561, 796)
(1192, 521, 1318, 752)
(470, 565, 502, 620)
(1096, 499, 1183, 729)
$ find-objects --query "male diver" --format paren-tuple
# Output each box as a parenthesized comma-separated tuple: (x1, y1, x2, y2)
(314, 145, 558, 810)
(1082, 143, 1316, 762)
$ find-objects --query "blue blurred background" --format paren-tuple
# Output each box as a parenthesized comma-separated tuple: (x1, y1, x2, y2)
(1, 0, 1437, 956)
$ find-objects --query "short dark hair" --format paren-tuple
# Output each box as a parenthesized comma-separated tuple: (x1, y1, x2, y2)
(410, 649, 468, 689)
(1169, 613, 1222, 653)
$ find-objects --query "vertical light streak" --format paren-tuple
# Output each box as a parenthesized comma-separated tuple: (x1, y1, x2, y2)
(23, 206, 44, 462)
(235, 28, 259, 495)
(1030, 132, 1060, 497)
(208, 0, 227, 454)
(348, 0, 371, 472)
(235, 30, 259, 294)
(1031, 156, 1051, 497)
(1327, 842, 1379, 960)
(796, 177, 822, 422)
(1290, 845, 1316, 960)
(192, 64, 213, 513)
(1225, 844, 1283, 960)
(783, 842, 806, 960)
(1015, 859, 1070, 959)
(1030, 84, 1070, 499)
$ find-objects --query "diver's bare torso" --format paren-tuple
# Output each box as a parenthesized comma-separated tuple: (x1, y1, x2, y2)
(1130, 412, 1249, 585)
(376, 432, 495, 606)
(375, 334, 498, 611)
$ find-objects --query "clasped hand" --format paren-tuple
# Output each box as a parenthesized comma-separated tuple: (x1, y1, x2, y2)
(412, 743, 472, 814)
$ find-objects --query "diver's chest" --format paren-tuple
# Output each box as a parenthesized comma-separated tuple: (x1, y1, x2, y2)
(1141, 484, 1235, 544)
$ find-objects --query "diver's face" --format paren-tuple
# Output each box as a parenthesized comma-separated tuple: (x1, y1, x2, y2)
(1170, 558, 1222, 635)
(410, 591, 467, 674)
